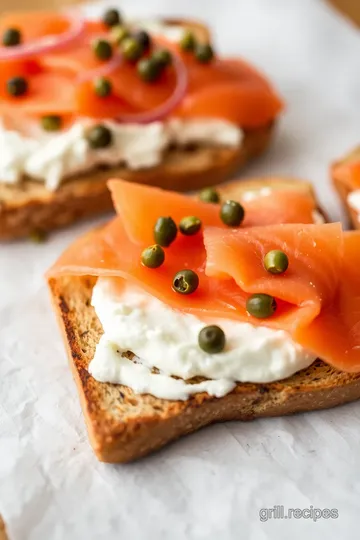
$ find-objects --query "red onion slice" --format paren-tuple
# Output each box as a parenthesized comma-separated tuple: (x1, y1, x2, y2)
(0, 13, 86, 60)
(116, 50, 188, 124)
(77, 46, 188, 124)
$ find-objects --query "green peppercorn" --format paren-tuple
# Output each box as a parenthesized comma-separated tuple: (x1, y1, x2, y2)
(103, 8, 121, 28)
(141, 244, 165, 268)
(153, 216, 178, 247)
(246, 293, 277, 319)
(41, 115, 62, 132)
(152, 48, 172, 68)
(133, 30, 151, 52)
(94, 77, 112, 98)
(86, 124, 113, 149)
(198, 325, 225, 354)
(195, 43, 214, 63)
(179, 216, 202, 236)
(263, 250, 289, 275)
(172, 269, 199, 295)
(199, 187, 220, 204)
(121, 37, 143, 62)
(220, 200, 245, 227)
(92, 38, 113, 60)
(180, 30, 196, 51)
(110, 24, 129, 45)
(2, 27, 21, 47)
(29, 229, 48, 243)
(137, 58, 161, 82)
(6, 76, 28, 97)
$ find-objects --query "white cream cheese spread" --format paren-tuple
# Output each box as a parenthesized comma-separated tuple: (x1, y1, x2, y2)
(88, 278, 316, 401)
(0, 118, 242, 191)
(134, 20, 186, 43)
(312, 209, 325, 224)
(347, 190, 360, 220)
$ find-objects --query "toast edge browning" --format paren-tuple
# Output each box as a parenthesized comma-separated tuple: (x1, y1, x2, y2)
(49, 273, 360, 463)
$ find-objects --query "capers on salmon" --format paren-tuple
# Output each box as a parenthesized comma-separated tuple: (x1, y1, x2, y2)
(103, 8, 122, 28)
(86, 124, 113, 149)
(172, 269, 199, 295)
(195, 43, 214, 63)
(199, 187, 220, 204)
(2, 27, 21, 46)
(179, 216, 202, 236)
(198, 325, 225, 354)
(153, 216, 177, 247)
(138, 58, 161, 82)
(92, 38, 113, 60)
(133, 30, 151, 52)
(246, 293, 277, 319)
(110, 25, 129, 45)
(152, 48, 172, 68)
(41, 115, 62, 132)
(94, 77, 112, 98)
(6, 76, 28, 97)
(121, 37, 143, 62)
(180, 30, 196, 51)
(220, 200, 245, 227)
(141, 244, 165, 268)
(264, 250, 289, 275)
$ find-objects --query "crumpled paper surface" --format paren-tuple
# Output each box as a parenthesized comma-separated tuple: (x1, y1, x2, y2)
(1, 1, 360, 538)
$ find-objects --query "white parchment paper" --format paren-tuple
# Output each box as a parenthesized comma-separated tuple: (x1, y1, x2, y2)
(1, 1, 360, 538)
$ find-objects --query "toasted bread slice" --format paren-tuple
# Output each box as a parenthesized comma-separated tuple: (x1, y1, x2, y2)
(48, 177, 359, 463)
(0, 16, 277, 241)
(332, 146, 360, 229)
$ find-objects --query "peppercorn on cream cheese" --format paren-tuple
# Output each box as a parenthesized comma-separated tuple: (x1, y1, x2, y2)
(88, 278, 316, 401)
(0, 118, 242, 191)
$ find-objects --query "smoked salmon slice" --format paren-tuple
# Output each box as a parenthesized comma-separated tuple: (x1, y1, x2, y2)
(0, 11, 74, 44)
(48, 216, 242, 314)
(0, 10, 283, 125)
(47, 179, 360, 373)
(0, 16, 104, 116)
(108, 179, 318, 245)
(0, 71, 76, 115)
(204, 224, 342, 330)
(108, 179, 224, 244)
(204, 225, 360, 371)
(176, 82, 282, 129)
(241, 189, 317, 227)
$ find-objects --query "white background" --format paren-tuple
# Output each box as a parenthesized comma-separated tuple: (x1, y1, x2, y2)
(1, 0, 360, 538)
